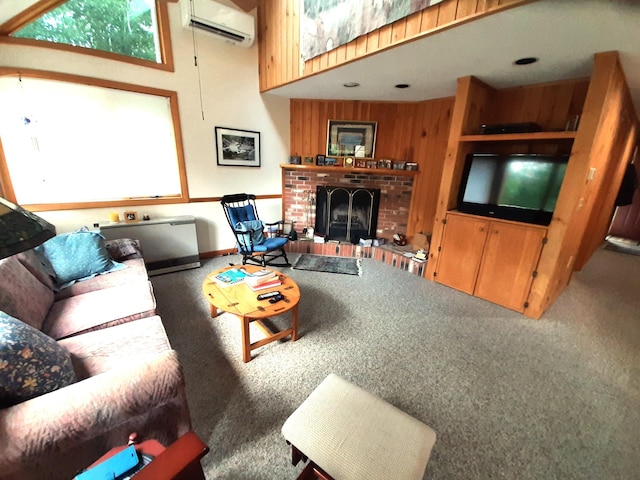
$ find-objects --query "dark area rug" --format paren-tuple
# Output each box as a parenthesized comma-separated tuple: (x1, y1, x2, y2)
(292, 254, 362, 275)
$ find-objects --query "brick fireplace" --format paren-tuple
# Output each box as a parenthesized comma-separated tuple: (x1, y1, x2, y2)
(281, 167, 414, 241)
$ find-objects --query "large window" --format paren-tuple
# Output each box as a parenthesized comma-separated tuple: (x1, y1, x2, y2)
(0, 71, 188, 209)
(0, 0, 173, 70)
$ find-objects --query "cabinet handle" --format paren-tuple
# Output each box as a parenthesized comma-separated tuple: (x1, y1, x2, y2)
(493, 230, 499, 234)
(479, 227, 484, 232)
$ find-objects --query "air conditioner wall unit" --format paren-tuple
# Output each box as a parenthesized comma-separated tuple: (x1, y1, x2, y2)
(182, 0, 255, 48)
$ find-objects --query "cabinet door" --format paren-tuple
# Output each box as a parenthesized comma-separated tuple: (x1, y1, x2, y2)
(474, 222, 546, 312)
(435, 214, 489, 294)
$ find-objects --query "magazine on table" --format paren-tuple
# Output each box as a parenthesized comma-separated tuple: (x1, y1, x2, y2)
(214, 268, 247, 287)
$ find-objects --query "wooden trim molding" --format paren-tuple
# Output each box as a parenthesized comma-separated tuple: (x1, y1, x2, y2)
(190, 194, 282, 203)
(281, 164, 418, 177)
(0, 67, 189, 211)
(0, 0, 66, 35)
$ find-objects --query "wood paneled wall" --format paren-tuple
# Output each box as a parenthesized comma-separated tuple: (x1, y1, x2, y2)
(290, 97, 453, 238)
(527, 52, 638, 317)
(573, 56, 639, 270)
(258, 0, 533, 92)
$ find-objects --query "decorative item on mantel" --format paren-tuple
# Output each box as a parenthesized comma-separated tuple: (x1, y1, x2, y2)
(378, 159, 392, 169)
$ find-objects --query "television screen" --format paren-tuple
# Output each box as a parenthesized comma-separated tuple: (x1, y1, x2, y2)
(458, 153, 569, 225)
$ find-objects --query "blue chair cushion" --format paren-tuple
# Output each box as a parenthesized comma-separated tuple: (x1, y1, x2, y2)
(228, 205, 257, 225)
(247, 236, 288, 252)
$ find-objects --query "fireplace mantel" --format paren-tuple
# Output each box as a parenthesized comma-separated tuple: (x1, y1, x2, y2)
(280, 164, 418, 177)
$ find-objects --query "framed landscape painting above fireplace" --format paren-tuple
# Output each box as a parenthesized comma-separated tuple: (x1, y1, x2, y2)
(327, 120, 377, 158)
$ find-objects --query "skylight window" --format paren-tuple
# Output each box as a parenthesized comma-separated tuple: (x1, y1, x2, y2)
(11, 0, 162, 63)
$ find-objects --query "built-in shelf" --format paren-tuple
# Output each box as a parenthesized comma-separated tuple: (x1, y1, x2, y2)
(280, 164, 418, 177)
(459, 131, 577, 142)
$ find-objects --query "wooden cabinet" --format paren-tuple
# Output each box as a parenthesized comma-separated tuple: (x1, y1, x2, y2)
(434, 214, 488, 294)
(435, 212, 547, 313)
(474, 220, 546, 312)
(425, 52, 634, 318)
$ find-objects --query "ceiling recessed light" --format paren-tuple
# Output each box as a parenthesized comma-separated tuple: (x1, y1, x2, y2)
(395, 84, 410, 89)
(343, 82, 360, 88)
(514, 57, 538, 65)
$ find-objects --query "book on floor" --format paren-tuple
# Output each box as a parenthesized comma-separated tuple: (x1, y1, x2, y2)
(213, 268, 247, 287)
(247, 278, 282, 291)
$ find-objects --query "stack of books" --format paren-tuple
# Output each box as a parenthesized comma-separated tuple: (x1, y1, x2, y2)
(213, 268, 247, 287)
(244, 268, 281, 291)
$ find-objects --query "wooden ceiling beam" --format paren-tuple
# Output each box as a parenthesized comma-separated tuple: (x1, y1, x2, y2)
(230, 0, 257, 12)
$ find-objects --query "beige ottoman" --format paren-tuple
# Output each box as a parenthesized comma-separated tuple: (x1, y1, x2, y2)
(282, 374, 436, 480)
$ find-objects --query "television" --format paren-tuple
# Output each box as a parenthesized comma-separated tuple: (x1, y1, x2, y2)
(457, 153, 569, 226)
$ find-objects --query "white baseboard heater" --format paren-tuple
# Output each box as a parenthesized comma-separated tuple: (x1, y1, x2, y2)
(100, 215, 201, 276)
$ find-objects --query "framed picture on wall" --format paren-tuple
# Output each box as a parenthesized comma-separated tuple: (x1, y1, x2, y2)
(215, 127, 261, 167)
(326, 120, 377, 158)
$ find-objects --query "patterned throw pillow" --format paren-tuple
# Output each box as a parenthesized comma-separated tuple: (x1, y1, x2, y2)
(104, 238, 142, 260)
(37, 230, 126, 289)
(0, 311, 77, 409)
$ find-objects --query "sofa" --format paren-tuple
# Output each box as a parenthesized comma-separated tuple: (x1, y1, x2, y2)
(0, 231, 192, 480)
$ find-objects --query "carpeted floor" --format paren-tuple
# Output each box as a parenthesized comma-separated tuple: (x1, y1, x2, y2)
(151, 245, 640, 480)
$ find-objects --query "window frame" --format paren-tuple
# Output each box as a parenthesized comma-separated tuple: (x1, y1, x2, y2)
(0, 0, 176, 72)
(0, 67, 190, 212)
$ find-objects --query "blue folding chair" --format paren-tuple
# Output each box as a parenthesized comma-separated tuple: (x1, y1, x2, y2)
(221, 193, 290, 267)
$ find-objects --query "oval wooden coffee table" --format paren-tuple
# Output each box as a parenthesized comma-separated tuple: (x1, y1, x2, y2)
(202, 265, 300, 363)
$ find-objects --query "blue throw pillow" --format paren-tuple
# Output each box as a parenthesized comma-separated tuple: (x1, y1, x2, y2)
(37, 230, 126, 289)
(235, 220, 265, 249)
(0, 310, 77, 409)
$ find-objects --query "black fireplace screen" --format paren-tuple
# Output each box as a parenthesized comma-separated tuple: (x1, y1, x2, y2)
(315, 186, 381, 243)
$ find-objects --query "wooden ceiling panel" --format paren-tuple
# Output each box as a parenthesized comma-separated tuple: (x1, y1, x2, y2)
(231, 0, 257, 12)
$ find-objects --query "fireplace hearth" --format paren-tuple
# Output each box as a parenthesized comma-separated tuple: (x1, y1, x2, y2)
(315, 186, 381, 243)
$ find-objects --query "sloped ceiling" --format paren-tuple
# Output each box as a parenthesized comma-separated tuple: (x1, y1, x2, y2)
(269, 0, 640, 117)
